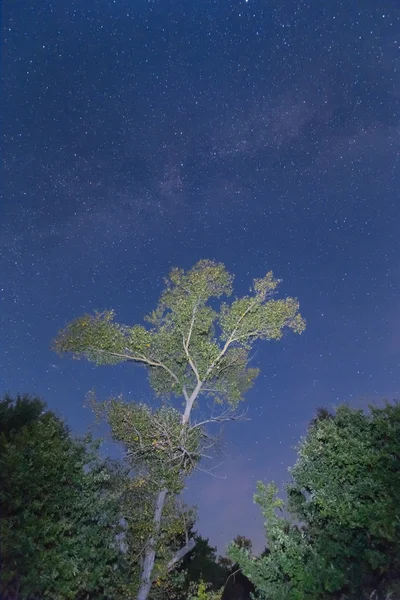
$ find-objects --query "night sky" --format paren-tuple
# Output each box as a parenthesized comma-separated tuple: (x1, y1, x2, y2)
(2, 0, 400, 553)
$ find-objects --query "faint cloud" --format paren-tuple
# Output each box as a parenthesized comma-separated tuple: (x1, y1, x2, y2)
(321, 122, 400, 163)
(158, 162, 184, 197)
(211, 85, 332, 159)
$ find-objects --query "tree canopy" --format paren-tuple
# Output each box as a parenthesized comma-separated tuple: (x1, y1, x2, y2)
(54, 259, 305, 420)
(229, 402, 400, 600)
(0, 394, 131, 599)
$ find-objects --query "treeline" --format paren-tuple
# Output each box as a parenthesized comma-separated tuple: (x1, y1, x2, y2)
(1, 394, 399, 599)
(0, 394, 252, 600)
(229, 402, 400, 600)
(1, 262, 399, 599)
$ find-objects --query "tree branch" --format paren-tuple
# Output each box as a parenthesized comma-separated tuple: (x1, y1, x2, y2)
(90, 347, 180, 385)
(205, 298, 259, 379)
(195, 462, 227, 478)
(192, 410, 250, 430)
(182, 380, 203, 424)
(166, 537, 196, 572)
(212, 352, 245, 376)
(183, 303, 201, 384)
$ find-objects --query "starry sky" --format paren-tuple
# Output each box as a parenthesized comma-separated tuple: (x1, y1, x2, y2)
(2, 0, 400, 553)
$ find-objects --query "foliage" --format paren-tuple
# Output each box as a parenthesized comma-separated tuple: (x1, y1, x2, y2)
(228, 402, 400, 600)
(123, 482, 197, 590)
(187, 579, 224, 600)
(183, 536, 231, 591)
(0, 394, 45, 434)
(151, 534, 256, 600)
(232, 535, 253, 554)
(93, 395, 204, 490)
(229, 483, 324, 600)
(287, 402, 400, 598)
(0, 394, 132, 600)
(54, 259, 305, 411)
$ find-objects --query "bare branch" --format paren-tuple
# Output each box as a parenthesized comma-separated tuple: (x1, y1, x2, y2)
(166, 537, 196, 572)
(232, 329, 271, 342)
(182, 331, 245, 421)
(224, 568, 243, 588)
(205, 298, 259, 379)
(182, 380, 203, 424)
(181, 297, 257, 420)
(192, 408, 250, 430)
(182, 303, 201, 384)
(195, 462, 227, 479)
(184, 304, 197, 350)
(183, 335, 201, 385)
(211, 352, 246, 377)
(90, 347, 180, 385)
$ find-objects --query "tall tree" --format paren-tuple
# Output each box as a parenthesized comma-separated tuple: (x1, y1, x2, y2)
(54, 259, 305, 600)
(229, 402, 400, 600)
(0, 395, 131, 599)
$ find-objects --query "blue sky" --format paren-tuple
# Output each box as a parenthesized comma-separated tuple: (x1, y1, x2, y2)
(2, 0, 399, 553)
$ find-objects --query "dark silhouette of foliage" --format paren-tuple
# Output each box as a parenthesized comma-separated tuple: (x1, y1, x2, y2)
(0, 394, 131, 599)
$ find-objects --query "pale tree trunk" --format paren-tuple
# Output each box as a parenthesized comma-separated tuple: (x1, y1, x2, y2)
(136, 487, 168, 600)
(167, 537, 196, 571)
(182, 383, 202, 424)
(136, 389, 201, 600)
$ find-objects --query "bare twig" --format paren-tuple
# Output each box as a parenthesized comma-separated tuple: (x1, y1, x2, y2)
(224, 567, 243, 587)
(192, 409, 250, 430)
(194, 458, 227, 478)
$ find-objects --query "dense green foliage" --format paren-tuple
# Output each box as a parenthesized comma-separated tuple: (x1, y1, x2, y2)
(229, 402, 400, 600)
(0, 394, 131, 599)
(3, 396, 398, 600)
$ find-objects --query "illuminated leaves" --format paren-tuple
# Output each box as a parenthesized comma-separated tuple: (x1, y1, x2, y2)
(219, 272, 305, 345)
(103, 398, 204, 488)
(53, 310, 126, 365)
(54, 260, 305, 409)
(147, 259, 233, 326)
(228, 482, 324, 600)
(288, 403, 400, 539)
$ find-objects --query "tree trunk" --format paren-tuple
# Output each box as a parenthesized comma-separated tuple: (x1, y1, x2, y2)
(182, 382, 202, 424)
(136, 384, 201, 600)
(167, 537, 196, 571)
(136, 487, 168, 600)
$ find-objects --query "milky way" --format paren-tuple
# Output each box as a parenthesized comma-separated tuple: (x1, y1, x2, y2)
(2, 0, 399, 552)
